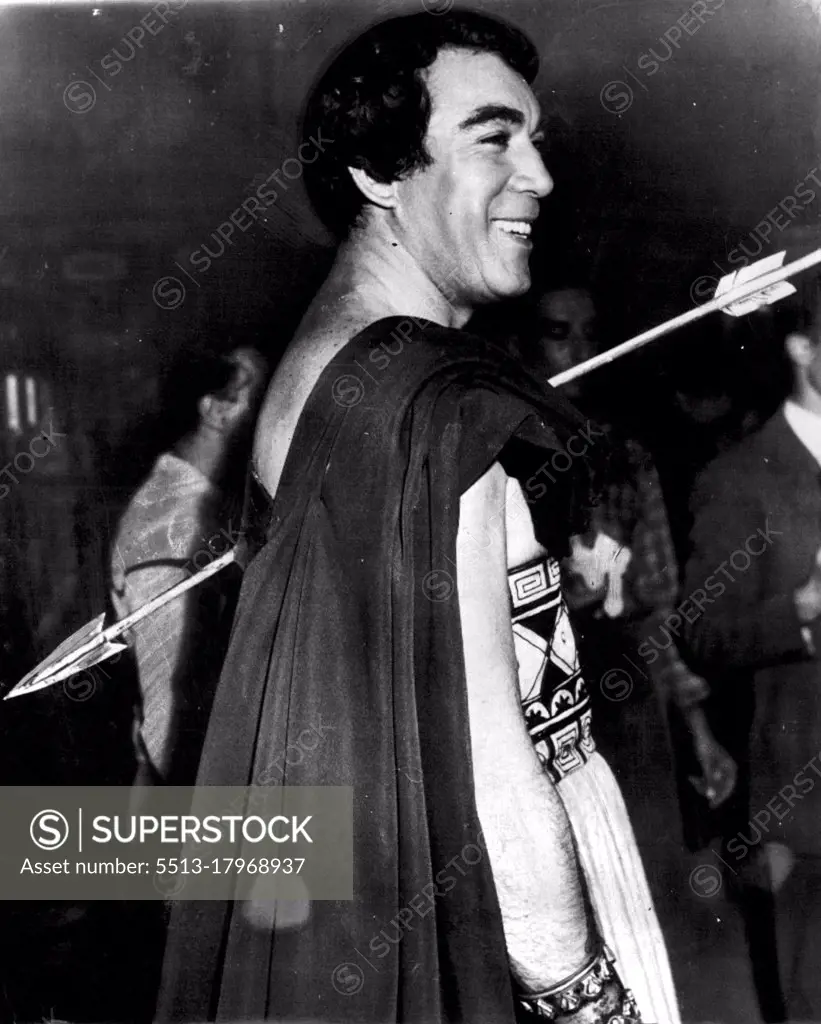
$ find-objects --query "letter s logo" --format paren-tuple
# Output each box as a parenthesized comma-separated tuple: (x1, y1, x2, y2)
(30, 810, 69, 850)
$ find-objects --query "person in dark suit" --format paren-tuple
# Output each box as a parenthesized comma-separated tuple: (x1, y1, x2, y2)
(682, 272, 821, 1021)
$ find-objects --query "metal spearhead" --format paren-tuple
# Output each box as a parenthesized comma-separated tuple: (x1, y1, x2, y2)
(5, 547, 238, 700)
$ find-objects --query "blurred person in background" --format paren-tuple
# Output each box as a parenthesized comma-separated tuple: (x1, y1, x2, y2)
(110, 343, 269, 786)
(649, 320, 770, 906)
(682, 270, 821, 1021)
(652, 319, 768, 567)
(517, 284, 736, 816)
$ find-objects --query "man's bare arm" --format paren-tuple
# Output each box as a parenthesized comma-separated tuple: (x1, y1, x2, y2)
(457, 462, 593, 990)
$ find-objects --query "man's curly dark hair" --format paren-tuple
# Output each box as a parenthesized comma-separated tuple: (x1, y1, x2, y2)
(302, 9, 540, 238)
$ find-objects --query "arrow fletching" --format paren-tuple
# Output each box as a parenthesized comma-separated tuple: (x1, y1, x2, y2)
(714, 251, 797, 316)
(550, 246, 821, 388)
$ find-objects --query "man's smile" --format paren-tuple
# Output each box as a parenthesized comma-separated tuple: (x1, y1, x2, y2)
(492, 218, 534, 248)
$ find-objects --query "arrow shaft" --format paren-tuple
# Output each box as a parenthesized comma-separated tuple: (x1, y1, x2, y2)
(102, 547, 238, 642)
(10, 248, 821, 699)
(548, 247, 821, 387)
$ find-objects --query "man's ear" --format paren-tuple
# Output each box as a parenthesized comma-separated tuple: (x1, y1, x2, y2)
(347, 166, 399, 212)
(785, 331, 815, 368)
(198, 393, 232, 432)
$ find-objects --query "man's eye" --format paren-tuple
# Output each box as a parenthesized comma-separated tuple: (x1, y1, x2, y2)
(480, 132, 510, 148)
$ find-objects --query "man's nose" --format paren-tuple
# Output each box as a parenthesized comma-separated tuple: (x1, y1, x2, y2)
(571, 335, 597, 363)
(513, 141, 553, 198)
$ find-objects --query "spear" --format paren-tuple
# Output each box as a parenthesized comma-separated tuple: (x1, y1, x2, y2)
(6, 247, 820, 700)
(5, 549, 237, 699)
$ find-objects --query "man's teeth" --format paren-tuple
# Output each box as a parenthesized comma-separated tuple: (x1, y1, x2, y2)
(496, 220, 532, 237)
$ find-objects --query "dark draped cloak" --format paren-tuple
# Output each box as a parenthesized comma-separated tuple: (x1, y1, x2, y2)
(156, 316, 600, 1023)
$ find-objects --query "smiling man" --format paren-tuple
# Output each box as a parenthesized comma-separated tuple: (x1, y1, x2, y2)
(157, 12, 677, 1023)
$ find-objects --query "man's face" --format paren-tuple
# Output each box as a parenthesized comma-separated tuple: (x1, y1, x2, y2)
(226, 348, 270, 438)
(805, 337, 821, 398)
(533, 289, 598, 391)
(799, 307, 821, 396)
(393, 48, 552, 314)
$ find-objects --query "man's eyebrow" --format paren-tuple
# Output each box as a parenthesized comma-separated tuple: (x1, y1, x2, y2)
(457, 104, 526, 131)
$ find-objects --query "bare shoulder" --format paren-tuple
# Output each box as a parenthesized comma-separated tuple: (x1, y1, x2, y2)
(252, 313, 370, 497)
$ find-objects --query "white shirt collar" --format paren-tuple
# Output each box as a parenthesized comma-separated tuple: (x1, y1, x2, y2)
(784, 399, 821, 466)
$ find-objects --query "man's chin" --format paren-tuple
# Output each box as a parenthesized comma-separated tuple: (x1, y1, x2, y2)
(486, 268, 531, 302)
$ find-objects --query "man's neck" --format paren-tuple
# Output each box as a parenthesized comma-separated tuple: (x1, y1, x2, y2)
(173, 430, 225, 487)
(323, 221, 473, 330)
(790, 383, 821, 418)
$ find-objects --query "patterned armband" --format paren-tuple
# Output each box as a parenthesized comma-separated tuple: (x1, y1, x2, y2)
(517, 945, 642, 1022)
